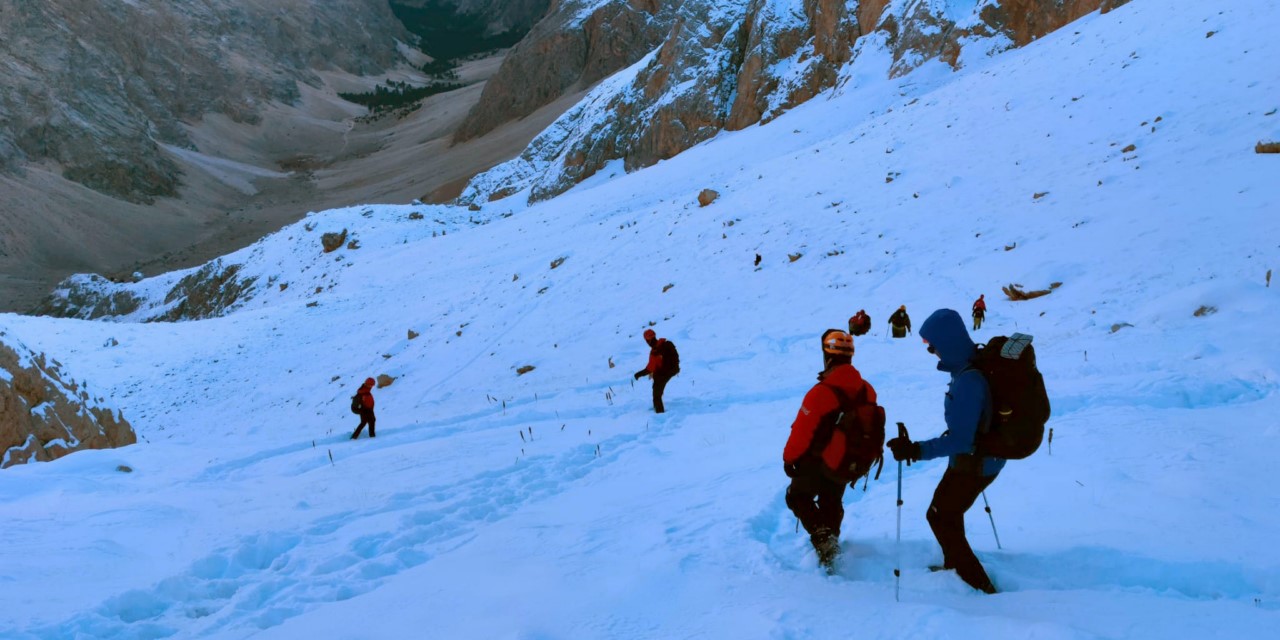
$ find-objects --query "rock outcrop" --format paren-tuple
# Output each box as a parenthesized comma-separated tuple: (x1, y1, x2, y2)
(0, 332, 135, 468)
(35, 258, 258, 322)
(31, 275, 144, 321)
(459, 0, 1131, 204)
(454, 0, 677, 142)
(0, 0, 409, 203)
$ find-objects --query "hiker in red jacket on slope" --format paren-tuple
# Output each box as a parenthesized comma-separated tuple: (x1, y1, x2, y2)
(634, 329, 680, 413)
(350, 378, 376, 439)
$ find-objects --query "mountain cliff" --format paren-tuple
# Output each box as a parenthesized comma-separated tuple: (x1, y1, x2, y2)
(0, 0, 409, 203)
(458, 0, 1130, 204)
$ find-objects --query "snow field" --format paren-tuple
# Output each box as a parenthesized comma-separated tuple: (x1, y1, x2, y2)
(1, 0, 1279, 637)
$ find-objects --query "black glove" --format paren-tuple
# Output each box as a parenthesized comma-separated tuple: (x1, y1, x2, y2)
(634, 370, 645, 380)
(783, 462, 800, 478)
(887, 437, 921, 463)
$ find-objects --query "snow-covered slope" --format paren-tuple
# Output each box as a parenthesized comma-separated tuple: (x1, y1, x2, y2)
(2, 0, 1279, 637)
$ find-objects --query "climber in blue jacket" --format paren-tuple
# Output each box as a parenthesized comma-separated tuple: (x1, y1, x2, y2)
(887, 308, 1002, 594)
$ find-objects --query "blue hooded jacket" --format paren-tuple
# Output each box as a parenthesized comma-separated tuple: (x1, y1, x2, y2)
(916, 309, 1005, 477)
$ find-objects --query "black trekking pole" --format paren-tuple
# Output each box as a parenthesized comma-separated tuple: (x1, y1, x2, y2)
(894, 422, 907, 602)
(981, 491, 1003, 550)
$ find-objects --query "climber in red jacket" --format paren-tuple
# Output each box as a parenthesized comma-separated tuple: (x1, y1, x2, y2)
(350, 378, 376, 439)
(634, 329, 680, 413)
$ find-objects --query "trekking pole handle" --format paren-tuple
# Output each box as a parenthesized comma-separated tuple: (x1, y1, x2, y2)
(896, 422, 911, 468)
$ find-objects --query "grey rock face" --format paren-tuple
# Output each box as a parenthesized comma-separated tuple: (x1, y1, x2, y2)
(35, 258, 257, 323)
(459, 0, 1127, 205)
(0, 0, 409, 202)
(0, 331, 136, 469)
(454, 0, 676, 142)
(31, 274, 143, 321)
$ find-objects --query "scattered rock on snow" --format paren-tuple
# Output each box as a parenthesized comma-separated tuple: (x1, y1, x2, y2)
(1110, 322, 1134, 333)
(376, 374, 395, 389)
(516, 365, 536, 376)
(321, 230, 348, 253)
(1256, 141, 1280, 154)
(408, 330, 420, 340)
(697, 189, 720, 207)
(1003, 283, 1055, 300)
(550, 257, 566, 269)
(1193, 305, 1218, 317)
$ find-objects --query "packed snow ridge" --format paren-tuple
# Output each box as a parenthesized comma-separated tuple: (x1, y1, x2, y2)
(1, 1, 1278, 638)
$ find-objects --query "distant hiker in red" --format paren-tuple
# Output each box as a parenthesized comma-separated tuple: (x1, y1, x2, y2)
(350, 378, 376, 439)
(782, 329, 885, 573)
(848, 310, 871, 336)
(972, 294, 987, 330)
(889, 305, 912, 338)
(634, 329, 680, 413)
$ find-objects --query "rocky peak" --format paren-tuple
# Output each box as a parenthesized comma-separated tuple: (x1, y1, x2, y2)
(459, 0, 1131, 205)
(453, 0, 677, 142)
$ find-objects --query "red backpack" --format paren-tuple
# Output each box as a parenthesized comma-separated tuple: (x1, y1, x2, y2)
(808, 383, 887, 481)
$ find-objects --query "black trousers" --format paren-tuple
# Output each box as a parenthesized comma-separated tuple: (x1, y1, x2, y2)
(652, 373, 672, 413)
(927, 468, 998, 591)
(352, 410, 376, 438)
(786, 468, 846, 543)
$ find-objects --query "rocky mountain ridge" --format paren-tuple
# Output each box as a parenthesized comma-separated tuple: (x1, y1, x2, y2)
(0, 0, 409, 202)
(0, 330, 135, 468)
(457, 0, 1131, 204)
(1, 1, 573, 315)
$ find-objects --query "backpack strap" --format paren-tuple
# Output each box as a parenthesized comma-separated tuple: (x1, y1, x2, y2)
(807, 383, 853, 458)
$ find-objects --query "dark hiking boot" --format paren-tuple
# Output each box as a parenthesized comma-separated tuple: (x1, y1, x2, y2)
(812, 528, 840, 574)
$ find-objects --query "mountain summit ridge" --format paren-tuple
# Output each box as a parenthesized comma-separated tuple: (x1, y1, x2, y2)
(456, 0, 1132, 204)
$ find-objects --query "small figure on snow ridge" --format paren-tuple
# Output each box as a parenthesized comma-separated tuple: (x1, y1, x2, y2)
(972, 294, 987, 330)
(848, 309, 871, 337)
(889, 305, 912, 338)
(634, 329, 680, 414)
(350, 377, 377, 439)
